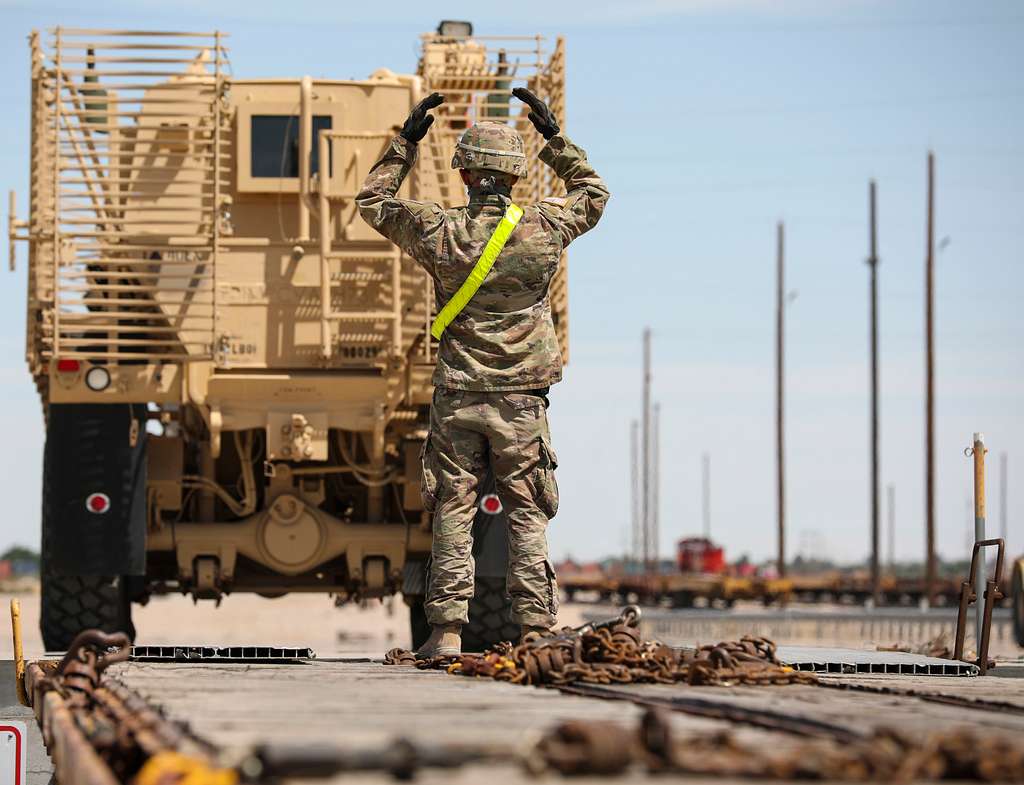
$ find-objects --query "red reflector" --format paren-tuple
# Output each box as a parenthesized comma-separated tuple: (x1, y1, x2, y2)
(57, 359, 81, 373)
(85, 492, 111, 514)
(480, 494, 503, 515)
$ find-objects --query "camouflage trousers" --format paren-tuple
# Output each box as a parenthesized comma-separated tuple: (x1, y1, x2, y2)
(421, 387, 559, 628)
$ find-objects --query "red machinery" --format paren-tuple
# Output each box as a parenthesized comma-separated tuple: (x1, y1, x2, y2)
(677, 537, 726, 574)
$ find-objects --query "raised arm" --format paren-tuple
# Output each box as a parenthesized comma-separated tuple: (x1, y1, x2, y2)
(357, 93, 446, 267)
(513, 87, 610, 247)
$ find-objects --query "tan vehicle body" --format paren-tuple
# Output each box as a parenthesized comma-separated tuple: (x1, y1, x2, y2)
(11, 26, 567, 604)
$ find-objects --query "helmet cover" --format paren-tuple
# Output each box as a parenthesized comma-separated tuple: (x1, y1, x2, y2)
(451, 121, 527, 178)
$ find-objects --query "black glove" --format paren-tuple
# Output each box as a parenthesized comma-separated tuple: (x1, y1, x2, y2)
(400, 92, 444, 143)
(512, 87, 560, 140)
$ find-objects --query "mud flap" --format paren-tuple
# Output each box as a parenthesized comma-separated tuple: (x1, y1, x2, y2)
(402, 472, 509, 608)
(472, 472, 509, 579)
(44, 404, 147, 576)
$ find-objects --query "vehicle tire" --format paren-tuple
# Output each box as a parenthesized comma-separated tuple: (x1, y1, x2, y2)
(408, 596, 430, 651)
(39, 403, 144, 651)
(463, 576, 519, 653)
(40, 572, 133, 652)
(406, 580, 519, 652)
(1012, 559, 1024, 648)
(671, 591, 694, 609)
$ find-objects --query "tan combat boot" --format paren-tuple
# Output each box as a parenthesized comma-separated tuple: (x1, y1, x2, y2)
(520, 624, 552, 642)
(416, 623, 462, 658)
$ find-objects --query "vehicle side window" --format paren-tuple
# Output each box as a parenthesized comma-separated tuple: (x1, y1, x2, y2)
(250, 114, 332, 178)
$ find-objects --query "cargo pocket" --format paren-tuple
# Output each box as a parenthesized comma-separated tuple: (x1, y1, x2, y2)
(506, 393, 544, 412)
(420, 435, 439, 513)
(530, 438, 559, 519)
(545, 559, 559, 619)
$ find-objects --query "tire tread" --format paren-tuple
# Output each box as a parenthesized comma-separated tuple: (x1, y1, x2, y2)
(40, 572, 133, 651)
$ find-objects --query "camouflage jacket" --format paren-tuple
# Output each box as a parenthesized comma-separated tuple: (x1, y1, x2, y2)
(356, 133, 609, 391)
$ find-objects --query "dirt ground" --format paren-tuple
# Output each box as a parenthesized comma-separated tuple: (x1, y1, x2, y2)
(0, 586, 590, 659)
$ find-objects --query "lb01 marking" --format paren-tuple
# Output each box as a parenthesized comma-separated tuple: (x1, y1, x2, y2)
(480, 493, 503, 515)
(0, 722, 26, 785)
(85, 493, 111, 514)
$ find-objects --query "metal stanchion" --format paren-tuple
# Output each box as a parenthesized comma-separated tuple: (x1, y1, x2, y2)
(972, 433, 987, 641)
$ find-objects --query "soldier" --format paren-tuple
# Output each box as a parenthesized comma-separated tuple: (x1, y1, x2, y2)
(357, 88, 609, 656)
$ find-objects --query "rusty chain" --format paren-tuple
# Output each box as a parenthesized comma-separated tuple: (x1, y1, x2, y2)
(379, 609, 1024, 780)
(41, 629, 131, 710)
(385, 606, 817, 688)
(638, 708, 1024, 782)
(32, 629, 226, 782)
(238, 708, 1024, 781)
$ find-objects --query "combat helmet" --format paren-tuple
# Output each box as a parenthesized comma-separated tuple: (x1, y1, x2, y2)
(451, 121, 527, 178)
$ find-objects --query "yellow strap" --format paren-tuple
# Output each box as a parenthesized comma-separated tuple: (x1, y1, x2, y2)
(430, 202, 523, 340)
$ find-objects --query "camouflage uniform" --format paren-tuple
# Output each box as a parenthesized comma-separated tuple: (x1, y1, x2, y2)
(357, 130, 609, 627)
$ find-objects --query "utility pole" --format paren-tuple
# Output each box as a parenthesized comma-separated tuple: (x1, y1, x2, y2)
(925, 152, 936, 605)
(887, 484, 896, 576)
(702, 452, 711, 539)
(630, 419, 640, 568)
(868, 180, 880, 606)
(652, 402, 661, 574)
(776, 221, 786, 578)
(642, 328, 652, 574)
(1000, 452, 1008, 549)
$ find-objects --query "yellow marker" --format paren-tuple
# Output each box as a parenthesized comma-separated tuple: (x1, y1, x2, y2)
(430, 202, 523, 339)
(10, 599, 26, 706)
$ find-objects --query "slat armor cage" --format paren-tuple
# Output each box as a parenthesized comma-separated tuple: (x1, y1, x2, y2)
(28, 29, 228, 371)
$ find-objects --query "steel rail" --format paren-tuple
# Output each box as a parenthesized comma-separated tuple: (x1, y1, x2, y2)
(46, 326, 210, 336)
(47, 43, 218, 50)
(817, 679, 1024, 716)
(61, 271, 215, 279)
(556, 683, 866, 743)
(59, 193, 220, 199)
(56, 258, 214, 266)
(48, 28, 226, 36)
(57, 308, 210, 318)
(56, 69, 219, 77)
(40, 351, 200, 360)
(58, 55, 218, 63)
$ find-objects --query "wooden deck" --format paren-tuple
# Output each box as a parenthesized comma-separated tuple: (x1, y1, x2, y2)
(107, 657, 1024, 784)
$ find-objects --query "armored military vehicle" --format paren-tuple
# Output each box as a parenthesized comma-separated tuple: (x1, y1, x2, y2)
(8, 22, 568, 650)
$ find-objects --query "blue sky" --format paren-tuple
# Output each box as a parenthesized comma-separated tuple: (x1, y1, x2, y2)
(0, 0, 1021, 568)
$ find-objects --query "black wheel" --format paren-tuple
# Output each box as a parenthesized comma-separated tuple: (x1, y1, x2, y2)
(671, 591, 694, 609)
(40, 403, 145, 651)
(463, 576, 519, 653)
(409, 486, 518, 653)
(408, 596, 430, 650)
(406, 579, 519, 652)
(40, 572, 133, 651)
(1012, 559, 1024, 648)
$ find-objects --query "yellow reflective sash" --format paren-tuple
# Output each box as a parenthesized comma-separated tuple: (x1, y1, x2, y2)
(430, 202, 523, 340)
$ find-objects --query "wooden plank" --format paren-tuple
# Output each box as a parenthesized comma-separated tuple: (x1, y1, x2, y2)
(106, 660, 1024, 784)
(108, 660, 800, 784)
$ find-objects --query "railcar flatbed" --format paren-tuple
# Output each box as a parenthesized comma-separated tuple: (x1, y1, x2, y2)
(18, 643, 1024, 785)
